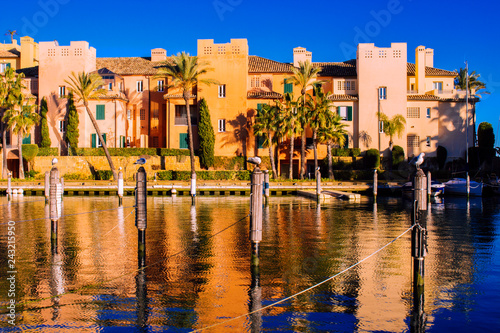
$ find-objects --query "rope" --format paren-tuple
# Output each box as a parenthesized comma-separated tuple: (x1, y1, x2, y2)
(192, 224, 416, 332)
(7, 212, 251, 311)
(0, 205, 136, 225)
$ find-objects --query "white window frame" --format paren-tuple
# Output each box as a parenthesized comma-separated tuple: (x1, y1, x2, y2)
(426, 107, 431, 118)
(378, 87, 387, 100)
(426, 136, 431, 147)
(136, 80, 143, 92)
(58, 86, 66, 98)
(58, 120, 66, 133)
(338, 106, 348, 120)
(433, 82, 443, 91)
(96, 135, 103, 148)
(218, 84, 226, 98)
(0, 63, 8, 73)
(218, 119, 226, 132)
(158, 80, 164, 92)
(108, 82, 113, 91)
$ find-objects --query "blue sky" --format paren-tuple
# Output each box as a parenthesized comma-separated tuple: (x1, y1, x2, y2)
(3, 0, 500, 143)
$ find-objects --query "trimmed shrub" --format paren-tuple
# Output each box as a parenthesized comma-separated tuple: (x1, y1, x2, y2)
(37, 147, 59, 156)
(158, 170, 251, 181)
(40, 98, 51, 148)
(437, 145, 447, 170)
(351, 148, 361, 157)
(63, 172, 90, 180)
(364, 149, 380, 169)
(95, 170, 113, 180)
(331, 148, 361, 157)
(392, 145, 404, 168)
(157, 170, 173, 180)
(66, 92, 79, 155)
(197, 98, 215, 168)
(22, 144, 39, 170)
(25, 170, 39, 179)
(159, 148, 191, 156)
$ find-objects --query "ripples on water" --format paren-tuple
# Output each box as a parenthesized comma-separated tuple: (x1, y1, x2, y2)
(0, 195, 499, 332)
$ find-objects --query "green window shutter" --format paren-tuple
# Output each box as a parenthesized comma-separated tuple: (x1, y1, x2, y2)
(6, 63, 11, 69)
(257, 103, 263, 111)
(284, 79, 293, 94)
(257, 135, 265, 149)
(179, 133, 188, 149)
(347, 106, 353, 121)
(121, 136, 126, 148)
(91, 133, 96, 148)
(96, 105, 105, 120)
(102, 133, 106, 143)
(343, 134, 349, 149)
(22, 134, 31, 144)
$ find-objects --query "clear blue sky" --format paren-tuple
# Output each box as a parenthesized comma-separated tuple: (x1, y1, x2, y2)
(3, 0, 500, 143)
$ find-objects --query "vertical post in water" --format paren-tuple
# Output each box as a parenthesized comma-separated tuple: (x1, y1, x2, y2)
(427, 171, 432, 202)
(263, 170, 270, 203)
(373, 169, 378, 198)
(118, 170, 124, 206)
(60, 177, 64, 200)
(50, 166, 60, 253)
(190, 172, 196, 205)
(44, 171, 50, 204)
(466, 173, 470, 199)
(316, 169, 321, 202)
(411, 169, 428, 332)
(250, 167, 264, 266)
(136, 167, 147, 267)
(7, 172, 12, 200)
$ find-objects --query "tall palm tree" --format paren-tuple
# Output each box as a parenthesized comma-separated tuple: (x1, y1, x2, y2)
(454, 67, 489, 97)
(0, 67, 24, 179)
(287, 61, 321, 179)
(3, 98, 39, 179)
(157, 52, 217, 185)
(253, 103, 279, 178)
(307, 84, 333, 171)
(378, 112, 406, 151)
(65, 72, 117, 180)
(279, 93, 301, 179)
(318, 112, 347, 179)
(5, 30, 17, 43)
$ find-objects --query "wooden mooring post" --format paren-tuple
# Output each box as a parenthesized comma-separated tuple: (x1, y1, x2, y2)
(373, 169, 378, 198)
(118, 170, 124, 206)
(7, 172, 12, 200)
(49, 166, 62, 253)
(190, 173, 197, 205)
(44, 171, 50, 204)
(250, 167, 263, 266)
(136, 167, 147, 268)
(427, 171, 432, 202)
(316, 169, 321, 202)
(411, 168, 427, 332)
(263, 170, 270, 204)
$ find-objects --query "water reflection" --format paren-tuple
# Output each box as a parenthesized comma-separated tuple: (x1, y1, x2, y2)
(0, 196, 499, 332)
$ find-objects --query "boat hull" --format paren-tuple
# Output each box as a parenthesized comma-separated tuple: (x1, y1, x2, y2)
(443, 178, 482, 196)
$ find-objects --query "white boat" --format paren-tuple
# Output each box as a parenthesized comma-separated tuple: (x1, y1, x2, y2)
(443, 178, 482, 196)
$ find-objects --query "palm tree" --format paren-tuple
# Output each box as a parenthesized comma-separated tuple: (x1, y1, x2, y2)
(287, 61, 322, 179)
(279, 93, 301, 179)
(3, 98, 39, 179)
(454, 67, 489, 97)
(378, 112, 406, 151)
(0, 67, 24, 179)
(5, 30, 17, 43)
(318, 112, 347, 179)
(157, 52, 217, 185)
(253, 103, 279, 178)
(65, 72, 117, 180)
(307, 84, 333, 171)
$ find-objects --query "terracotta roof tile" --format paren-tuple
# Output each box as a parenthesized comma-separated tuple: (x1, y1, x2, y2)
(249, 56, 293, 73)
(163, 93, 196, 99)
(407, 63, 457, 77)
(328, 94, 358, 101)
(314, 59, 357, 77)
(0, 49, 19, 58)
(407, 94, 442, 101)
(247, 90, 283, 99)
(96, 57, 168, 75)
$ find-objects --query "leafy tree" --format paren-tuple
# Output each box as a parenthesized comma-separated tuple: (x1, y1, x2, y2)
(39, 97, 51, 148)
(378, 112, 405, 170)
(287, 60, 321, 179)
(477, 122, 495, 162)
(392, 145, 405, 169)
(197, 98, 215, 169)
(317, 110, 347, 179)
(279, 93, 301, 179)
(157, 52, 217, 185)
(365, 149, 380, 169)
(22, 144, 38, 171)
(65, 92, 79, 155)
(3, 98, 40, 179)
(0, 67, 24, 178)
(65, 72, 117, 180)
(253, 102, 279, 178)
(5, 30, 17, 43)
(454, 67, 489, 97)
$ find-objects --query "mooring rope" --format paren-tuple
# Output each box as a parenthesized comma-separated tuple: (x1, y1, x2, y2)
(192, 224, 416, 333)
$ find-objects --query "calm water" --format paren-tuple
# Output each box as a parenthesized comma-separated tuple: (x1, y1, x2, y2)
(0, 194, 499, 332)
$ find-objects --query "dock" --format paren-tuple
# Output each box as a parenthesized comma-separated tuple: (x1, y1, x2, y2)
(297, 190, 362, 201)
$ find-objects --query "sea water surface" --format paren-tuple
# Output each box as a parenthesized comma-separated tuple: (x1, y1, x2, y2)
(0, 195, 499, 332)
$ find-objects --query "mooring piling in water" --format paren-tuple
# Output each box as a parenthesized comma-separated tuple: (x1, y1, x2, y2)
(263, 170, 270, 203)
(373, 169, 378, 198)
(250, 167, 263, 266)
(7, 172, 12, 200)
(135, 167, 147, 265)
(44, 171, 50, 204)
(49, 166, 61, 253)
(190, 173, 197, 204)
(427, 171, 432, 202)
(316, 169, 321, 202)
(413, 169, 427, 211)
(118, 170, 124, 206)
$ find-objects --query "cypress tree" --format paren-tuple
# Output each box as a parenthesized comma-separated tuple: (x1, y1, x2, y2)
(39, 97, 51, 148)
(197, 98, 215, 169)
(65, 92, 79, 155)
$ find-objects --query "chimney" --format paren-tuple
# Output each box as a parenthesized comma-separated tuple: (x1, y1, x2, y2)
(425, 48, 434, 68)
(20, 36, 37, 69)
(151, 48, 167, 62)
(293, 47, 312, 67)
(415, 45, 426, 93)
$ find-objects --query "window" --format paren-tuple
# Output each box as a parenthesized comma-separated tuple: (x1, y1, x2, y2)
(136, 80, 143, 92)
(175, 105, 197, 125)
(426, 136, 431, 147)
(284, 79, 293, 94)
(157, 80, 164, 92)
(433, 82, 443, 91)
(407, 135, 420, 148)
(58, 86, 66, 98)
(257, 136, 266, 149)
(407, 107, 420, 118)
(179, 133, 188, 149)
(108, 82, 113, 91)
(251, 76, 260, 88)
(96, 105, 105, 120)
(152, 136, 159, 147)
(218, 119, 226, 132)
(337, 106, 353, 121)
(58, 120, 66, 133)
(22, 134, 31, 145)
(378, 87, 387, 100)
(0, 63, 11, 73)
(343, 134, 349, 149)
(91, 133, 106, 148)
(426, 107, 431, 118)
(337, 80, 356, 91)
(218, 84, 226, 98)
(379, 121, 384, 133)
(151, 108, 159, 129)
(140, 108, 146, 121)
(119, 82, 124, 92)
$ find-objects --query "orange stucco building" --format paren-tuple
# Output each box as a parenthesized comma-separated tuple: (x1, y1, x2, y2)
(2, 36, 475, 177)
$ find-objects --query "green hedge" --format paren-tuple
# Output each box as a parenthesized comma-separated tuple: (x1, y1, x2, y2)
(37, 147, 59, 156)
(63, 172, 90, 180)
(95, 170, 113, 180)
(71, 148, 191, 157)
(364, 149, 380, 169)
(157, 170, 251, 181)
(331, 148, 361, 157)
(159, 148, 191, 156)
